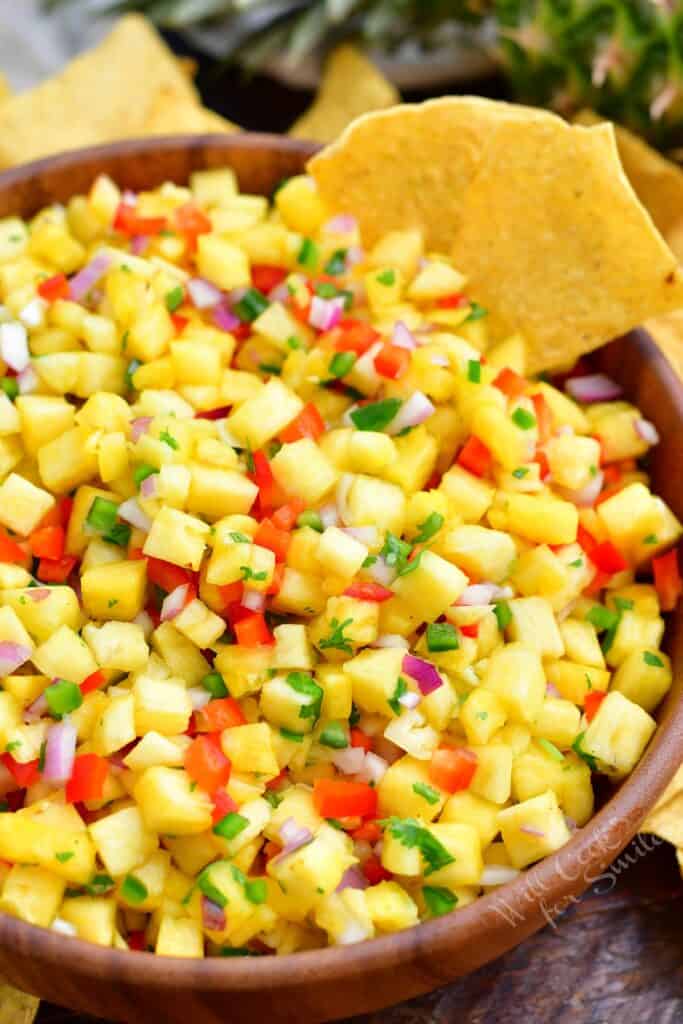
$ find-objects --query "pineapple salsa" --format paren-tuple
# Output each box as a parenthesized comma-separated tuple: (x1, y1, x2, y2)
(0, 165, 677, 959)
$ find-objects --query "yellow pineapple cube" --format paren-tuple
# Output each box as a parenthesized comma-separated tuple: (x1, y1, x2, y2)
(365, 881, 418, 933)
(143, 507, 210, 571)
(611, 648, 672, 712)
(226, 379, 303, 450)
(316, 526, 368, 579)
(37, 426, 98, 493)
(392, 550, 467, 622)
(135, 767, 213, 835)
(272, 623, 314, 671)
(460, 689, 508, 745)
(440, 791, 501, 848)
(507, 597, 564, 659)
(82, 559, 147, 621)
(490, 492, 578, 546)
(275, 176, 328, 235)
(498, 790, 571, 868)
(441, 525, 516, 583)
(0, 472, 54, 536)
(510, 545, 567, 599)
(32, 623, 97, 683)
(559, 618, 605, 668)
(346, 475, 406, 533)
(310, 595, 380, 658)
(271, 438, 338, 505)
(545, 433, 601, 491)
(408, 260, 466, 302)
(173, 599, 225, 649)
(378, 755, 446, 821)
(89, 806, 158, 876)
(82, 621, 149, 673)
(221, 722, 279, 777)
(60, 896, 117, 947)
(92, 693, 136, 755)
(118, 850, 170, 912)
(423, 822, 483, 887)
(156, 915, 204, 958)
(544, 659, 610, 706)
(482, 644, 546, 725)
(581, 690, 656, 777)
(531, 698, 581, 749)
(315, 888, 374, 945)
(439, 464, 494, 522)
(0, 864, 64, 928)
(15, 396, 73, 456)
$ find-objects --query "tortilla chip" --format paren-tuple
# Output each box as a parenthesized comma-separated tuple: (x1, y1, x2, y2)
(641, 790, 683, 847)
(290, 44, 399, 144)
(142, 91, 239, 136)
(0, 74, 11, 105)
(0, 15, 198, 169)
(575, 110, 683, 264)
(644, 310, 683, 380)
(309, 97, 683, 373)
(0, 980, 38, 1024)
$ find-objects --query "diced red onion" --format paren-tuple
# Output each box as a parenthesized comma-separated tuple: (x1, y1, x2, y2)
(189, 687, 212, 711)
(309, 295, 345, 332)
(345, 246, 364, 269)
(69, 253, 112, 303)
(213, 301, 241, 333)
(402, 653, 443, 696)
(398, 690, 421, 710)
(386, 391, 435, 435)
(557, 599, 578, 623)
(25, 693, 48, 721)
(565, 374, 622, 404)
(275, 818, 314, 860)
(457, 583, 499, 607)
(121, 190, 137, 206)
(557, 424, 574, 436)
(324, 214, 357, 235)
(392, 321, 418, 350)
(28, 588, 50, 603)
(319, 503, 340, 529)
(332, 747, 366, 775)
(241, 589, 265, 613)
(17, 365, 38, 394)
(546, 682, 561, 698)
(268, 283, 291, 305)
(480, 865, 520, 886)
(130, 235, 149, 256)
(140, 473, 158, 499)
(341, 526, 377, 546)
(372, 634, 408, 649)
(369, 556, 397, 587)
(559, 469, 604, 508)
(117, 498, 152, 533)
(336, 866, 369, 892)
(160, 583, 191, 622)
(336, 475, 354, 527)
(131, 417, 153, 442)
(357, 752, 388, 785)
(201, 895, 226, 933)
(520, 825, 545, 837)
(634, 418, 660, 446)
(42, 718, 77, 784)
(0, 322, 30, 372)
(187, 277, 221, 310)
(19, 298, 47, 329)
(0, 642, 31, 675)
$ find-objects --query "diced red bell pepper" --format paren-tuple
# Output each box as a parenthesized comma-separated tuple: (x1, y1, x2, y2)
(80, 669, 106, 696)
(146, 557, 194, 594)
(653, 548, 683, 612)
(250, 451, 277, 512)
(266, 562, 285, 597)
(459, 622, 479, 638)
(456, 436, 492, 478)
(577, 524, 598, 558)
(602, 463, 622, 486)
(265, 768, 288, 792)
(535, 449, 551, 481)
(173, 202, 211, 251)
(0, 529, 27, 564)
(350, 728, 373, 753)
(234, 612, 274, 648)
(251, 265, 288, 294)
(326, 319, 380, 356)
(589, 540, 628, 575)
(531, 392, 553, 444)
(185, 735, 231, 795)
(37, 273, 70, 302)
(29, 525, 65, 561)
(195, 405, 232, 421)
(343, 582, 394, 603)
(128, 931, 146, 952)
(313, 779, 378, 819)
(351, 820, 382, 843)
(279, 403, 326, 443)
(36, 555, 78, 584)
(65, 754, 109, 803)
(428, 746, 477, 794)
(0, 754, 40, 789)
(272, 499, 305, 532)
(436, 293, 467, 310)
(584, 568, 612, 598)
(212, 787, 239, 825)
(362, 855, 392, 885)
(195, 697, 246, 733)
(171, 313, 189, 335)
(37, 497, 73, 530)
(584, 689, 607, 723)
(216, 582, 244, 611)
(374, 343, 411, 380)
(492, 367, 527, 399)
(254, 519, 290, 562)
(114, 202, 166, 237)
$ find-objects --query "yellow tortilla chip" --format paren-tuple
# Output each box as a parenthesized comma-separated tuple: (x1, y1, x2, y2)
(576, 110, 683, 264)
(142, 92, 239, 136)
(646, 311, 683, 380)
(0, 980, 38, 1024)
(309, 97, 683, 373)
(641, 790, 683, 847)
(0, 74, 11, 105)
(290, 44, 399, 144)
(0, 15, 198, 169)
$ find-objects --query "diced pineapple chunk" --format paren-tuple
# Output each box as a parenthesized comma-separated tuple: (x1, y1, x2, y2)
(378, 755, 446, 821)
(82, 559, 147, 621)
(498, 790, 571, 868)
(82, 621, 149, 672)
(271, 438, 338, 506)
(143, 507, 210, 571)
(611, 648, 672, 713)
(507, 597, 564, 659)
(441, 525, 516, 584)
(135, 767, 213, 835)
(391, 550, 467, 622)
(226, 379, 304, 451)
(581, 691, 656, 777)
(0, 472, 54, 536)
(482, 643, 546, 725)
(89, 806, 158, 876)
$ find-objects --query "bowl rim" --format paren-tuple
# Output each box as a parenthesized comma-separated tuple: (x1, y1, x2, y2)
(0, 135, 681, 994)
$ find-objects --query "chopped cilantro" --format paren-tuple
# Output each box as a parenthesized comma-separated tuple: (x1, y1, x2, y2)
(412, 782, 441, 806)
(494, 601, 512, 631)
(512, 467, 529, 479)
(240, 566, 267, 583)
(426, 622, 459, 653)
(511, 408, 536, 430)
(0, 378, 18, 401)
(108, 599, 118, 608)
(319, 722, 348, 749)
(259, 363, 282, 376)
(325, 250, 347, 276)
(643, 534, 658, 545)
(287, 672, 323, 722)
(376, 269, 396, 286)
(121, 875, 148, 905)
(350, 398, 402, 432)
(382, 818, 455, 875)
(569, 558, 583, 568)
(362, 555, 377, 568)
(85, 873, 115, 897)
(286, 335, 303, 350)
(298, 238, 319, 270)
(159, 429, 179, 450)
(586, 605, 619, 632)
(245, 879, 267, 905)
(55, 851, 74, 864)
(318, 617, 354, 655)
(423, 885, 458, 917)
(464, 302, 488, 323)
(644, 651, 664, 668)
(412, 512, 444, 545)
(388, 677, 409, 716)
(467, 359, 481, 383)
(165, 285, 184, 313)
(230, 532, 251, 543)
(328, 351, 356, 379)
(264, 790, 284, 809)
(571, 732, 598, 771)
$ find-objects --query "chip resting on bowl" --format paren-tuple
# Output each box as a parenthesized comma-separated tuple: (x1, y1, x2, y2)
(308, 97, 683, 373)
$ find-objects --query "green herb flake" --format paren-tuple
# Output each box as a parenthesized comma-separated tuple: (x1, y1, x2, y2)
(85, 873, 115, 897)
(412, 782, 441, 806)
(512, 467, 529, 479)
(318, 617, 354, 655)
(325, 250, 347, 276)
(213, 812, 250, 840)
(45, 678, 82, 719)
(280, 727, 304, 743)
(234, 288, 269, 323)
(643, 651, 664, 668)
(165, 285, 184, 313)
(511, 407, 536, 431)
(388, 676, 409, 717)
(467, 359, 481, 383)
(121, 875, 148, 905)
(412, 512, 444, 545)
(350, 398, 402, 433)
(464, 302, 488, 323)
(423, 885, 458, 917)
(286, 335, 302, 350)
(643, 534, 658, 545)
(201, 671, 228, 699)
(586, 605, 619, 632)
(240, 566, 267, 583)
(383, 818, 455, 875)
(287, 672, 323, 722)
(86, 496, 119, 534)
(569, 558, 584, 568)
(133, 463, 158, 489)
(571, 732, 598, 772)
(494, 601, 512, 631)
(0, 378, 18, 401)
(426, 622, 459, 653)
(538, 738, 565, 762)
(319, 722, 348, 749)
(376, 269, 396, 286)
(56, 851, 75, 864)
(328, 351, 356, 379)
(159, 429, 179, 451)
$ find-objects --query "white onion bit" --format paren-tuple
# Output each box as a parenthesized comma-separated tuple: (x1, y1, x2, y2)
(0, 321, 30, 372)
(634, 418, 660, 446)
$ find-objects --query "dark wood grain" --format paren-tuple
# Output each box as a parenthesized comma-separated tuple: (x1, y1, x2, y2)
(0, 136, 681, 1024)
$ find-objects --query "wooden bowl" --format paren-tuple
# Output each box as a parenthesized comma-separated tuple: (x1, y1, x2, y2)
(0, 135, 682, 1024)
